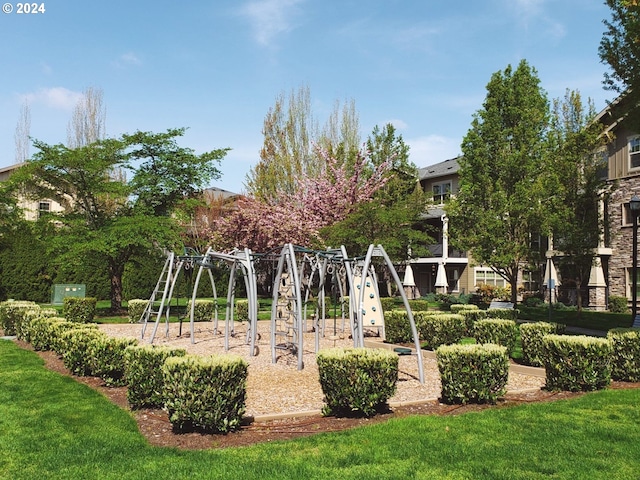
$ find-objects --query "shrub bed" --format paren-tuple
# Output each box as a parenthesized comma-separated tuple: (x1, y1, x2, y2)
(383, 310, 412, 344)
(60, 328, 108, 376)
(187, 299, 216, 322)
(17, 307, 57, 343)
(486, 308, 518, 320)
(436, 343, 509, 404)
(127, 299, 148, 323)
(62, 297, 97, 323)
(542, 335, 612, 392)
(0, 300, 40, 336)
(235, 299, 249, 321)
(472, 319, 519, 356)
(414, 312, 466, 349)
(317, 347, 398, 417)
(607, 328, 640, 382)
(124, 345, 187, 409)
(408, 299, 430, 312)
(520, 321, 566, 367)
(162, 354, 248, 433)
(450, 304, 479, 313)
(89, 336, 139, 386)
(29, 316, 68, 351)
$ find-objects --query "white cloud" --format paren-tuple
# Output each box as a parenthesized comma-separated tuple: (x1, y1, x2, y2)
(20, 87, 83, 110)
(239, 0, 304, 46)
(112, 52, 142, 68)
(406, 134, 461, 167)
(383, 118, 408, 130)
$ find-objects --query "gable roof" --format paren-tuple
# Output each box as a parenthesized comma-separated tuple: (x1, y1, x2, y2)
(418, 156, 461, 181)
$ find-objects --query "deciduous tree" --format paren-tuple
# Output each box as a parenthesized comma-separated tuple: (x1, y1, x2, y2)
(449, 60, 550, 305)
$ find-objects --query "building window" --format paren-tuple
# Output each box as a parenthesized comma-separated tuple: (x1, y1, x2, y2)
(474, 267, 506, 288)
(521, 270, 538, 292)
(432, 182, 452, 204)
(629, 136, 640, 170)
(622, 202, 637, 227)
(626, 268, 640, 300)
(38, 201, 51, 219)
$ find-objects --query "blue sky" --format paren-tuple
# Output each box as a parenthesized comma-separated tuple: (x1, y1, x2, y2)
(0, 0, 615, 194)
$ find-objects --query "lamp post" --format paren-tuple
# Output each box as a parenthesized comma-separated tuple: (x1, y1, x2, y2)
(630, 195, 640, 326)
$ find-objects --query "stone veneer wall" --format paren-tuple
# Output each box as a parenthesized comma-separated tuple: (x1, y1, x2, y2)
(607, 177, 640, 299)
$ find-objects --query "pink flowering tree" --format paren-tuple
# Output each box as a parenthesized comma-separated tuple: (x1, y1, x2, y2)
(208, 145, 390, 252)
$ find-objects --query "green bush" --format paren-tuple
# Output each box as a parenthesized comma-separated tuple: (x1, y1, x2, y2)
(414, 312, 466, 349)
(607, 328, 640, 382)
(235, 299, 249, 321)
(379, 297, 398, 312)
(60, 328, 107, 376)
(89, 336, 139, 386)
(0, 300, 40, 336)
(17, 307, 57, 343)
(316, 347, 399, 417)
(187, 299, 216, 322)
(486, 307, 518, 320)
(436, 343, 509, 405)
(124, 345, 187, 409)
(472, 319, 519, 356)
(127, 299, 148, 323)
(162, 354, 248, 433)
(520, 321, 566, 367)
(608, 295, 629, 314)
(62, 297, 97, 323)
(408, 299, 430, 312)
(457, 309, 488, 335)
(51, 321, 99, 356)
(450, 304, 479, 313)
(29, 316, 68, 351)
(383, 310, 412, 344)
(542, 335, 612, 392)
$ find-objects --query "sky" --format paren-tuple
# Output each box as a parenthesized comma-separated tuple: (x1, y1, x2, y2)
(0, 0, 617, 194)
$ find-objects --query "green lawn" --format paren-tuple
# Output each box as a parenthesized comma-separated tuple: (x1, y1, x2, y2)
(2, 339, 640, 479)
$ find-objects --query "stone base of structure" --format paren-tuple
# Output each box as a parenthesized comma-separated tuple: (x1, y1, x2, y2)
(588, 286, 607, 311)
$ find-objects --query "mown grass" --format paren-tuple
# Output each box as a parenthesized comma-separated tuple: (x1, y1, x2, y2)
(2, 339, 640, 479)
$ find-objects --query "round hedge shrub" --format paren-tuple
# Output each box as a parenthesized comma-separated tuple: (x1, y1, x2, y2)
(607, 328, 640, 382)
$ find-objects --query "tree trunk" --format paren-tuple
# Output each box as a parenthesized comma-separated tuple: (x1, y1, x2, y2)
(510, 276, 518, 305)
(109, 261, 125, 313)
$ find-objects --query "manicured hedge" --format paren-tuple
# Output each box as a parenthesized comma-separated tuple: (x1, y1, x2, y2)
(89, 336, 139, 386)
(383, 310, 412, 344)
(317, 347, 398, 417)
(124, 345, 187, 409)
(163, 354, 248, 433)
(60, 328, 108, 376)
(187, 299, 216, 322)
(472, 319, 519, 356)
(0, 300, 40, 336)
(127, 299, 148, 324)
(414, 312, 466, 349)
(520, 321, 566, 367)
(542, 335, 612, 392)
(62, 297, 97, 323)
(607, 328, 640, 382)
(436, 343, 509, 405)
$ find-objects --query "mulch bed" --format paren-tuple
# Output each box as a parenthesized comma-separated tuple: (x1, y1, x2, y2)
(15, 340, 640, 450)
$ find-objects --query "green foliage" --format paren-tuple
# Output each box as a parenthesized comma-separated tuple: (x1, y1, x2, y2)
(609, 295, 629, 314)
(472, 319, 519, 356)
(520, 321, 566, 367)
(186, 299, 216, 322)
(52, 253, 111, 301)
(162, 354, 248, 433)
(60, 328, 108, 376)
(436, 343, 509, 404)
(0, 222, 56, 303)
(127, 299, 148, 323)
(16, 306, 57, 342)
(379, 297, 399, 312)
(449, 59, 550, 304)
(235, 299, 249, 321)
(415, 311, 466, 349)
(607, 328, 640, 382)
(487, 307, 519, 320)
(458, 309, 488, 335)
(316, 347, 399, 417)
(122, 252, 165, 301)
(543, 335, 612, 392)
(408, 299, 430, 312)
(0, 300, 40, 336)
(383, 310, 412, 344)
(88, 336, 139, 386)
(450, 304, 479, 313)
(124, 345, 187, 409)
(28, 316, 65, 351)
(63, 297, 97, 323)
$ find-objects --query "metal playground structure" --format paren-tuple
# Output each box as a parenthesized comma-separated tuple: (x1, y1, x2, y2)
(139, 243, 424, 384)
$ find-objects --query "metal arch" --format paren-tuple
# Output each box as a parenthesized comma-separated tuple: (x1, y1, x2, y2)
(357, 244, 425, 384)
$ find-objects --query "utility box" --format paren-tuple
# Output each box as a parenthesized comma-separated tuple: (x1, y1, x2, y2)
(51, 284, 86, 305)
